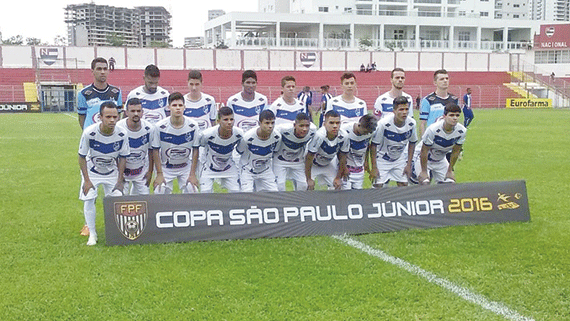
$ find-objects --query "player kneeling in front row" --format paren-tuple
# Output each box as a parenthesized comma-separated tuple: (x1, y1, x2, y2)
(78, 102, 130, 246)
(342, 115, 378, 189)
(305, 110, 349, 190)
(416, 103, 466, 184)
(369, 96, 418, 187)
(188, 107, 244, 193)
(273, 113, 317, 191)
(237, 110, 281, 192)
(117, 98, 160, 195)
(154, 92, 200, 194)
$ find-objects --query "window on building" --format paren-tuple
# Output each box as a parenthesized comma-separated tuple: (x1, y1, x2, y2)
(458, 31, 470, 41)
(319, 7, 329, 12)
(480, 11, 489, 16)
(513, 4, 520, 7)
(513, 14, 519, 18)
(344, 7, 353, 12)
(459, 10, 466, 16)
(394, 29, 405, 40)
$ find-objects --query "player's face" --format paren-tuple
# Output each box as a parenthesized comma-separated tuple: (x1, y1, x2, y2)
(188, 79, 202, 95)
(144, 75, 160, 94)
(126, 104, 143, 123)
(467, 88, 472, 94)
(341, 77, 356, 95)
(259, 118, 275, 136)
(324, 116, 341, 137)
(169, 99, 185, 117)
(100, 107, 119, 131)
(444, 112, 461, 127)
(294, 119, 311, 138)
(242, 77, 257, 95)
(391, 71, 405, 90)
(394, 104, 409, 122)
(434, 73, 449, 91)
(218, 114, 235, 131)
(92, 62, 108, 83)
(282, 81, 296, 100)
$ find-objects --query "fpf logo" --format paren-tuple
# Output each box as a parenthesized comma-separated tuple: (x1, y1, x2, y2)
(114, 201, 148, 240)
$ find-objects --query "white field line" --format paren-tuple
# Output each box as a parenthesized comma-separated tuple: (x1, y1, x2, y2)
(61, 112, 76, 119)
(332, 234, 535, 321)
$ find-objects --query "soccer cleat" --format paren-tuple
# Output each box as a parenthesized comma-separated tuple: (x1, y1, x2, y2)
(80, 224, 90, 236)
(86, 233, 98, 246)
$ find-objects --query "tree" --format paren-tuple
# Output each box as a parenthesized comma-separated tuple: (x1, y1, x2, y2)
(359, 37, 373, 50)
(215, 40, 229, 49)
(54, 35, 66, 46)
(26, 37, 46, 46)
(106, 33, 125, 47)
(2, 35, 23, 45)
(149, 41, 170, 48)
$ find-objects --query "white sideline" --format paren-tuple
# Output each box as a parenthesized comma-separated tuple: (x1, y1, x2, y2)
(332, 234, 535, 321)
(61, 112, 76, 119)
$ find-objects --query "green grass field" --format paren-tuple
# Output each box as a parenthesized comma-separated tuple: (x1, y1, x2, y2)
(1, 109, 569, 320)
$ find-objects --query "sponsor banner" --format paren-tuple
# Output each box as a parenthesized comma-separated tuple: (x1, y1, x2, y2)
(533, 24, 570, 50)
(506, 98, 552, 109)
(104, 180, 530, 246)
(298, 52, 318, 70)
(0, 102, 41, 113)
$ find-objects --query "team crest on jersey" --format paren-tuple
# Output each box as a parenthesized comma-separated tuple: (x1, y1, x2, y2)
(185, 131, 194, 142)
(114, 201, 147, 240)
(255, 105, 262, 114)
(203, 104, 210, 114)
(113, 141, 121, 151)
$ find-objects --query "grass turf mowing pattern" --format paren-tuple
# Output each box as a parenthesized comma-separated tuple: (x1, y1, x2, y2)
(0, 109, 567, 320)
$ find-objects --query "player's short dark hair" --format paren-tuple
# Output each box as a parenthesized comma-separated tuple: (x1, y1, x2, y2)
(281, 75, 295, 87)
(393, 96, 409, 110)
(320, 85, 330, 91)
(99, 101, 117, 115)
(444, 103, 461, 115)
(303, 86, 310, 91)
(218, 106, 233, 118)
(91, 57, 107, 70)
(391, 68, 405, 78)
(466, 87, 471, 91)
(126, 98, 142, 110)
(259, 109, 275, 122)
(324, 110, 340, 120)
(144, 64, 160, 78)
(242, 70, 257, 83)
(188, 70, 203, 82)
(168, 92, 184, 104)
(434, 69, 448, 80)
(359, 114, 378, 132)
(340, 72, 356, 83)
(295, 112, 311, 123)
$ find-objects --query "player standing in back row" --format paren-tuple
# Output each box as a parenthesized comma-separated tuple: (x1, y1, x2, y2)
(126, 64, 169, 124)
(226, 70, 268, 132)
(373, 68, 413, 119)
(268, 76, 309, 127)
(325, 73, 367, 125)
(183, 70, 217, 131)
(419, 69, 458, 136)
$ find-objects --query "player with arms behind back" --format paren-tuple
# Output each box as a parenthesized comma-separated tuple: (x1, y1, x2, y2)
(183, 70, 217, 131)
(416, 103, 466, 184)
(126, 64, 169, 124)
(369, 96, 418, 187)
(268, 76, 309, 127)
(78, 102, 129, 246)
(325, 73, 367, 125)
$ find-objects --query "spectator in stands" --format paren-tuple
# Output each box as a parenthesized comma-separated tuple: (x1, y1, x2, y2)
(109, 57, 116, 71)
(126, 64, 170, 124)
(319, 85, 332, 127)
(462, 87, 474, 127)
(416, 95, 421, 110)
(360, 64, 366, 72)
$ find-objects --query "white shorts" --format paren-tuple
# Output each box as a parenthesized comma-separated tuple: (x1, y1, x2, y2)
(155, 166, 196, 194)
(311, 159, 338, 189)
(273, 161, 307, 191)
(123, 164, 150, 195)
(240, 168, 278, 192)
(79, 170, 120, 201)
(200, 166, 240, 193)
(342, 166, 365, 190)
(377, 157, 408, 184)
(413, 156, 449, 184)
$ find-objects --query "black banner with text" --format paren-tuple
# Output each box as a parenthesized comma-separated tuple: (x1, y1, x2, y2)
(104, 180, 530, 246)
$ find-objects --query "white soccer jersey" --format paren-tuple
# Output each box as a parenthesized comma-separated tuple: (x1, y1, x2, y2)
(196, 125, 244, 176)
(325, 95, 367, 125)
(154, 116, 200, 170)
(126, 86, 170, 124)
(78, 123, 130, 175)
(183, 93, 217, 131)
(307, 127, 349, 167)
(422, 119, 467, 162)
(371, 114, 418, 162)
(341, 122, 374, 169)
(236, 127, 281, 174)
(226, 92, 269, 132)
(116, 119, 158, 177)
(268, 97, 308, 127)
(274, 123, 317, 164)
(373, 91, 413, 119)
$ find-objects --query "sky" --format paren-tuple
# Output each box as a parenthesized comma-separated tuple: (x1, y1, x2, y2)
(0, 0, 258, 47)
